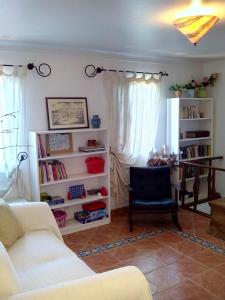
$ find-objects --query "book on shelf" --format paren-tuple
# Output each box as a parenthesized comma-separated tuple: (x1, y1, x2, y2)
(39, 160, 67, 183)
(37, 134, 46, 158)
(182, 105, 200, 119)
(78, 145, 105, 152)
(179, 144, 211, 160)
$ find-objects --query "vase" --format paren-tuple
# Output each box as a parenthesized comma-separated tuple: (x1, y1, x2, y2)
(183, 89, 195, 98)
(91, 115, 101, 128)
(197, 86, 207, 98)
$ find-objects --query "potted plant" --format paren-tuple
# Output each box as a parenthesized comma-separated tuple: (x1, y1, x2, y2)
(183, 81, 196, 98)
(169, 83, 184, 97)
(195, 73, 218, 98)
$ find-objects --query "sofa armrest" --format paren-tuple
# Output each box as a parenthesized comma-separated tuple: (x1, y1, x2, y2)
(9, 266, 152, 300)
(9, 202, 62, 241)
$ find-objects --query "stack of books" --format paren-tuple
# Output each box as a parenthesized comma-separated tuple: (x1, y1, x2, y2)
(39, 160, 67, 184)
(182, 106, 200, 119)
(180, 144, 211, 159)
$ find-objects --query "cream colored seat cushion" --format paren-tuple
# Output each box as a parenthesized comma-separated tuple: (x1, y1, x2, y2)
(8, 230, 95, 292)
(0, 242, 21, 296)
(0, 199, 24, 248)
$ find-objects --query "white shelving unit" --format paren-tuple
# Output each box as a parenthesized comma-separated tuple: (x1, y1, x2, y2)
(29, 128, 110, 234)
(167, 97, 214, 204)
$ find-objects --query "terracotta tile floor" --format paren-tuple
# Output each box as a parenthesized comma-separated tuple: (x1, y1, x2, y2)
(64, 208, 225, 299)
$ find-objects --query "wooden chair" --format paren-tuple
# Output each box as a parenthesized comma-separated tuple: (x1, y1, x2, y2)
(129, 166, 181, 231)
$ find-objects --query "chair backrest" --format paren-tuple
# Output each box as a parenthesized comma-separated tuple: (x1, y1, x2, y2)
(130, 166, 172, 199)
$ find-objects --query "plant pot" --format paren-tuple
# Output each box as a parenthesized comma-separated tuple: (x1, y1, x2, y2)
(197, 86, 208, 98)
(175, 90, 182, 98)
(182, 89, 195, 98)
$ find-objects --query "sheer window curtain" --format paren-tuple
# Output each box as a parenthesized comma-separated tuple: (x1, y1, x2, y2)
(0, 66, 28, 200)
(104, 71, 162, 208)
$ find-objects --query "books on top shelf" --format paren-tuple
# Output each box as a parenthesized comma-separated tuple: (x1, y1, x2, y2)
(179, 144, 211, 160)
(182, 106, 201, 119)
(39, 160, 67, 184)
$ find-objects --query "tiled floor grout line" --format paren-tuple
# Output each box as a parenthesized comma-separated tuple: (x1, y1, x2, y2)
(78, 227, 225, 257)
(188, 275, 221, 299)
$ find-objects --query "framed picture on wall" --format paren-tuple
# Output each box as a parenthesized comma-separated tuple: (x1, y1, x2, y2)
(46, 97, 89, 130)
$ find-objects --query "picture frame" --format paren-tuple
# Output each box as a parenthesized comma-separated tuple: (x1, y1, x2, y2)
(46, 133, 73, 155)
(46, 97, 89, 130)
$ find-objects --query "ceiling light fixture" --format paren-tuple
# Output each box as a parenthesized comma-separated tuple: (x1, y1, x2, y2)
(173, 0, 220, 45)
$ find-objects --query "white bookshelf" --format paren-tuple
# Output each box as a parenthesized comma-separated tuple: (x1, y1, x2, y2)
(29, 128, 111, 234)
(167, 97, 214, 204)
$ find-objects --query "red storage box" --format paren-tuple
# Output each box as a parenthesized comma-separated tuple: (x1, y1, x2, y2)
(82, 201, 107, 212)
(86, 157, 105, 174)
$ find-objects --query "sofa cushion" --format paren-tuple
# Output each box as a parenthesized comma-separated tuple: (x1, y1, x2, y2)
(0, 242, 21, 296)
(0, 199, 24, 248)
(8, 230, 95, 292)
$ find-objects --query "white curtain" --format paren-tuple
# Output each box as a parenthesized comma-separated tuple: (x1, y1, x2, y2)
(0, 66, 28, 200)
(104, 71, 162, 207)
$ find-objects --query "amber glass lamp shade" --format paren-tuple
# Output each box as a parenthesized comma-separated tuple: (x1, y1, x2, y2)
(173, 15, 219, 45)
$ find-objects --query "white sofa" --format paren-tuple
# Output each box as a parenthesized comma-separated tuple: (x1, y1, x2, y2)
(0, 202, 152, 300)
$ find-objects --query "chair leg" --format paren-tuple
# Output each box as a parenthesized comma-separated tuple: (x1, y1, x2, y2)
(171, 212, 182, 231)
(129, 206, 133, 232)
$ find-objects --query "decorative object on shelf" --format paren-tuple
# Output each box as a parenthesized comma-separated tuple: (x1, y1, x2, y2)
(84, 64, 168, 78)
(74, 201, 107, 224)
(91, 115, 101, 128)
(46, 133, 73, 155)
(69, 184, 85, 199)
(169, 83, 184, 97)
(185, 130, 210, 138)
(147, 147, 178, 167)
(27, 63, 51, 77)
(86, 157, 105, 173)
(196, 86, 207, 98)
(46, 97, 89, 130)
(46, 196, 65, 206)
(79, 139, 105, 152)
(100, 186, 108, 196)
(182, 89, 195, 98)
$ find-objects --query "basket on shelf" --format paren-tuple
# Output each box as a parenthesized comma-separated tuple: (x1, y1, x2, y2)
(53, 210, 67, 228)
(86, 157, 105, 173)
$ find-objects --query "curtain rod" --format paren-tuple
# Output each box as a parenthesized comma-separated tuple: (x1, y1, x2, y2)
(85, 64, 169, 78)
(0, 63, 51, 77)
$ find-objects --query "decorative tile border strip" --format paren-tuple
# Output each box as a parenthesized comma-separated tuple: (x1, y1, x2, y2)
(173, 229, 225, 255)
(78, 227, 225, 258)
(78, 228, 167, 257)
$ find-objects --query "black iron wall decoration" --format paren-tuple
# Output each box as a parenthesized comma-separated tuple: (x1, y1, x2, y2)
(27, 63, 51, 77)
(85, 64, 168, 78)
(1, 63, 52, 78)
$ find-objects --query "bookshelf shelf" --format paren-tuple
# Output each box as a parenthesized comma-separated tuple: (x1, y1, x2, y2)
(180, 137, 212, 142)
(167, 97, 214, 205)
(40, 172, 108, 186)
(179, 155, 212, 162)
(60, 217, 110, 235)
(50, 195, 108, 209)
(179, 118, 212, 121)
(38, 150, 108, 161)
(29, 128, 111, 234)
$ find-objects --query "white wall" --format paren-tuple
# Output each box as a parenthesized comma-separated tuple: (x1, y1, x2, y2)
(0, 49, 204, 207)
(204, 60, 225, 197)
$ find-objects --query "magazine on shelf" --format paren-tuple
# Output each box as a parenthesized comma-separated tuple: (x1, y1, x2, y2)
(78, 145, 105, 152)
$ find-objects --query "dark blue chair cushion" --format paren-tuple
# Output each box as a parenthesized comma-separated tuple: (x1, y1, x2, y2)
(132, 198, 178, 211)
(130, 166, 172, 199)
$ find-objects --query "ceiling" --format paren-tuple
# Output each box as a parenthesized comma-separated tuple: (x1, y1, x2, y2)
(1, 0, 225, 60)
